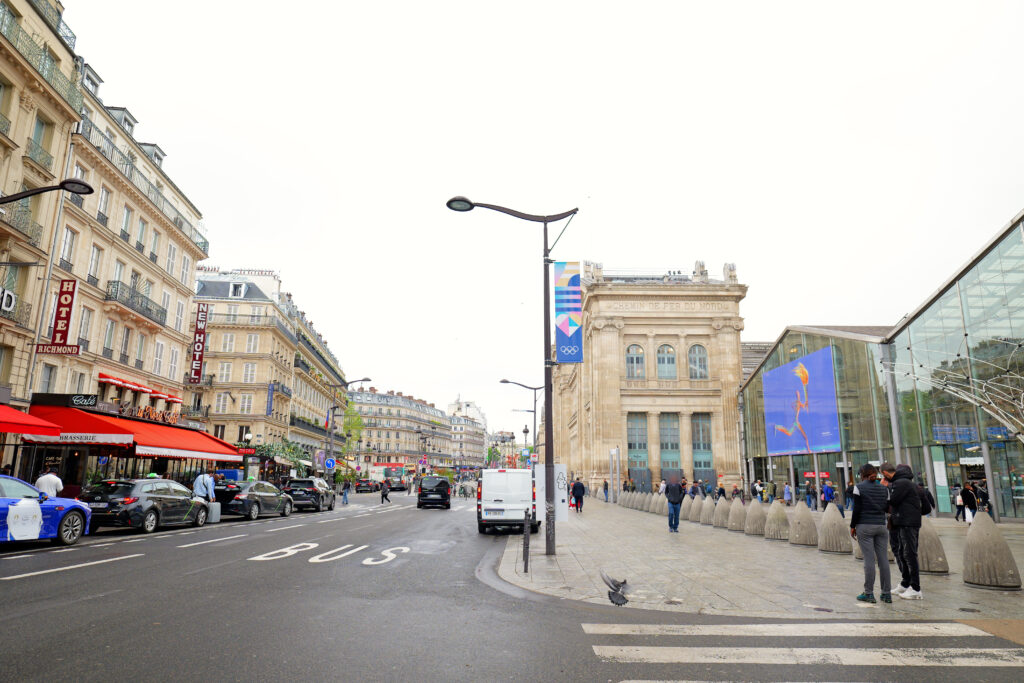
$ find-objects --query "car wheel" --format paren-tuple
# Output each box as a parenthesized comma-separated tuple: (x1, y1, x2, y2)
(247, 503, 260, 520)
(444, 503, 451, 509)
(417, 503, 423, 509)
(281, 501, 292, 517)
(329, 496, 335, 510)
(478, 522, 487, 534)
(316, 498, 324, 513)
(53, 511, 85, 546)
(193, 507, 208, 527)
(142, 509, 159, 534)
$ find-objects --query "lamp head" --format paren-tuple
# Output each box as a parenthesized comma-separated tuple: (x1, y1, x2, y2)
(499, 379, 509, 384)
(244, 432, 253, 441)
(446, 196, 474, 212)
(59, 178, 94, 195)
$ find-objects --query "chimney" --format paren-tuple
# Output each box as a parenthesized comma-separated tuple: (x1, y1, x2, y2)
(369, 387, 377, 394)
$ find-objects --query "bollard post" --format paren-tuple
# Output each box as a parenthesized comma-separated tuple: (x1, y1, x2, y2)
(523, 509, 530, 573)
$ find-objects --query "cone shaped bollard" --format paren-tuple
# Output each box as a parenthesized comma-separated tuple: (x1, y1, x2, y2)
(818, 501, 852, 553)
(963, 512, 1021, 590)
(646, 492, 657, 512)
(688, 496, 704, 522)
(918, 517, 948, 574)
(680, 495, 693, 519)
(764, 500, 790, 540)
(728, 498, 748, 531)
(650, 493, 662, 513)
(744, 500, 766, 536)
(658, 496, 668, 515)
(713, 498, 731, 527)
(700, 496, 716, 525)
(625, 492, 634, 508)
(642, 492, 652, 511)
(789, 501, 818, 546)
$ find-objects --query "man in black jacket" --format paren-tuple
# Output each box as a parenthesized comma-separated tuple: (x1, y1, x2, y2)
(880, 463, 923, 600)
(850, 463, 891, 604)
(664, 476, 685, 532)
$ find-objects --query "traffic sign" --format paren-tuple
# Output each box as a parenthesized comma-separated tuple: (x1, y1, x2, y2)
(324, 458, 336, 469)
(530, 453, 538, 464)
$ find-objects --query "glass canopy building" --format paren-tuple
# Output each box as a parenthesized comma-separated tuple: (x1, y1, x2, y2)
(741, 211, 1024, 520)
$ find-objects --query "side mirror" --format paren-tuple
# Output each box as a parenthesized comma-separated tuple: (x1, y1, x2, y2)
(38, 491, 48, 502)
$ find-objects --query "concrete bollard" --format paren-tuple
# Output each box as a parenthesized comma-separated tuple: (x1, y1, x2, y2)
(713, 497, 731, 528)
(680, 495, 693, 519)
(763, 500, 790, 541)
(817, 502, 851, 554)
(744, 500, 766, 536)
(700, 496, 716, 525)
(688, 496, 704, 523)
(918, 517, 948, 574)
(789, 500, 818, 546)
(647, 493, 659, 513)
(659, 496, 668, 515)
(962, 512, 1022, 590)
(627, 492, 637, 508)
(728, 498, 748, 531)
(621, 492, 631, 508)
(642, 492, 653, 511)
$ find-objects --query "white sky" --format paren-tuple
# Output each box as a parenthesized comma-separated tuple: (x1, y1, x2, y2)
(63, 0, 1024, 436)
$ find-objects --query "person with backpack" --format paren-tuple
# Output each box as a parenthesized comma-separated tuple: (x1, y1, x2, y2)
(880, 463, 923, 600)
(380, 479, 391, 505)
(917, 477, 935, 518)
(961, 482, 978, 524)
(850, 463, 892, 604)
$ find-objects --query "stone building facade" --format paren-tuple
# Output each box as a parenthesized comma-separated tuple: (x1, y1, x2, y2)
(348, 387, 453, 470)
(552, 262, 747, 492)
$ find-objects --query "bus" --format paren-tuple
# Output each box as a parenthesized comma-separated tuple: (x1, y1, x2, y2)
(369, 463, 408, 490)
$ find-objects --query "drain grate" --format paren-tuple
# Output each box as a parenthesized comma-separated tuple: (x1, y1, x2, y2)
(814, 607, 834, 612)
(959, 607, 980, 613)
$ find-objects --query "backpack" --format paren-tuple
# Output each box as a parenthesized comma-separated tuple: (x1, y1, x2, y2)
(918, 485, 933, 516)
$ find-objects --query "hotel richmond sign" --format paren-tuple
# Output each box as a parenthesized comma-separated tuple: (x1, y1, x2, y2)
(37, 280, 80, 355)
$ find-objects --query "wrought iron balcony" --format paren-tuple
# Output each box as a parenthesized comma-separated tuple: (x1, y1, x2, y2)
(87, 274, 99, 287)
(77, 118, 209, 254)
(183, 373, 215, 386)
(0, 4, 82, 110)
(0, 298, 32, 326)
(77, 337, 89, 352)
(104, 280, 168, 326)
(135, 241, 145, 254)
(273, 382, 293, 398)
(119, 352, 129, 365)
(69, 193, 83, 208)
(135, 359, 143, 370)
(294, 354, 311, 373)
(57, 258, 73, 273)
(102, 347, 113, 359)
(149, 252, 158, 263)
(0, 112, 9, 137)
(119, 229, 130, 243)
(96, 211, 108, 227)
(181, 405, 210, 419)
(27, 0, 76, 50)
(25, 138, 53, 170)
(0, 199, 42, 247)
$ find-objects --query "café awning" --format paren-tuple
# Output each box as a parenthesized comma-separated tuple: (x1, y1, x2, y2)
(24, 406, 242, 462)
(0, 405, 62, 436)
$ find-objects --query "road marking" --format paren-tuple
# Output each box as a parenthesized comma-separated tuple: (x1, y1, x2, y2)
(265, 524, 304, 532)
(354, 514, 370, 518)
(121, 538, 144, 543)
(591, 646, 1024, 666)
(91, 543, 113, 548)
(52, 548, 76, 553)
(362, 546, 410, 565)
(0, 554, 144, 581)
(309, 544, 369, 563)
(177, 534, 248, 548)
(316, 517, 345, 524)
(582, 623, 993, 637)
(2, 555, 32, 560)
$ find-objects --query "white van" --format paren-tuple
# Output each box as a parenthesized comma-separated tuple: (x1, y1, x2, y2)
(477, 468, 539, 534)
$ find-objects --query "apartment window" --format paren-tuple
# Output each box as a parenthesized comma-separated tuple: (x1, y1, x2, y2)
(73, 163, 86, 180)
(161, 291, 171, 315)
(120, 328, 132, 357)
(113, 260, 125, 283)
(87, 245, 102, 279)
(142, 280, 153, 297)
(625, 344, 645, 379)
(32, 116, 48, 147)
(98, 187, 110, 215)
(153, 341, 164, 374)
(39, 363, 57, 393)
(174, 300, 184, 332)
(136, 333, 146, 363)
(242, 363, 256, 383)
(237, 426, 251, 443)
(168, 347, 179, 378)
(225, 305, 238, 323)
(121, 206, 133, 232)
(180, 255, 191, 286)
(246, 333, 259, 353)
(230, 283, 244, 298)
(688, 344, 709, 380)
(221, 333, 235, 352)
(165, 243, 177, 273)
(239, 394, 253, 415)
(691, 413, 713, 469)
(137, 218, 147, 245)
(213, 424, 226, 439)
(103, 319, 116, 350)
(214, 393, 229, 414)
(69, 370, 86, 394)
(218, 362, 232, 383)
(249, 305, 264, 322)
(626, 413, 648, 467)
(59, 227, 76, 263)
(78, 306, 93, 341)
(150, 230, 160, 255)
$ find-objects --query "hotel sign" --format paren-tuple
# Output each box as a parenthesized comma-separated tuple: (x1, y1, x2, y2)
(187, 303, 209, 384)
(37, 279, 80, 355)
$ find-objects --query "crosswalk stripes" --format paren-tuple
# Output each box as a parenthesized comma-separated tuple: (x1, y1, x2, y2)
(583, 621, 1024, 669)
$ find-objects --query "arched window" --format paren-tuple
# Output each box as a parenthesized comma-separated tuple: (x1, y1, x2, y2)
(657, 345, 676, 379)
(688, 344, 709, 379)
(625, 344, 645, 379)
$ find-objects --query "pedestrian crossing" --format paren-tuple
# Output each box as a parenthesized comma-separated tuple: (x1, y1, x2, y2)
(583, 621, 1024, 671)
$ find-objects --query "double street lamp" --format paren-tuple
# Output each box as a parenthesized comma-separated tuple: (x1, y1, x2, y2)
(448, 196, 578, 556)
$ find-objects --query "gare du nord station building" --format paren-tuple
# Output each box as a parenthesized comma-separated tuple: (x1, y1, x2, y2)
(741, 208, 1024, 521)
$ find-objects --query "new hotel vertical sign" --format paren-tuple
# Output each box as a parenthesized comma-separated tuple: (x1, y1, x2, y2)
(554, 262, 583, 363)
(36, 279, 80, 355)
(188, 303, 209, 384)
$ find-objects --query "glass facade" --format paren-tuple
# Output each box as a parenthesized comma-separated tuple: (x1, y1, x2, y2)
(741, 220, 1024, 519)
(627, 412, 648, 468)
(659, 413, 680, 469)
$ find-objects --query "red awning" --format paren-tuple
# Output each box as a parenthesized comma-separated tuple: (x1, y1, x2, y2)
(0, 405, 62, 436)
(97, 373, 124, 386)
(165, 395, 183, 404)
(24, 407, 241, 462)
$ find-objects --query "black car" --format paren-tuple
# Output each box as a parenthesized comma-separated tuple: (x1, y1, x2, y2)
(215, 480, 293, 520)
(282, 477, 335, 512)
(354, 478, 378, 493)
(80, 479, 209, 533)
(417, 476, 451, 509)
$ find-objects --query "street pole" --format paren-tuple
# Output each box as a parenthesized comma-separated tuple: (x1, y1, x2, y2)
(542, 220, 556, 555)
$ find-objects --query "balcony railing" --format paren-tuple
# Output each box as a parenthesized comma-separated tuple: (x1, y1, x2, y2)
(119, 352, 129, 365)
(96, 210, 108, 227)
(273, 381, 293, 398)
(105, 280, 167, 325)
(0, 112, 9, 137)
(149, 251, 158, 264)
(119, 229, 130, 243)
(289, 414, 339, 439)
(77, 337, 89, 352)
(102, 347, 113, 359)
(134, 359, 143, 370)
(294, 354, 311, 373)
(77, 118, 208, 254)
(183, 373, 215, 387)
(0, 5, 83, 110)
(69, 193, 83, 208)
(135, 241, 145, 254)
(25, 138, 53, 170)
(0, 298, 32, 326)
(0, 198, 42, 246)
(181, 405, 210, 419)
(57, 258, 73, 273)
(86, 274, 99, 287)
(27, 0, 76, 50)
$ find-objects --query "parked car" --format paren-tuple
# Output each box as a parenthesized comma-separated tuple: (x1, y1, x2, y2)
(282, 478, 336, 511)
(79, 478, 209, 533)
(354, 478, 378, 493)
(215, 480, 292, 519)
(0, 475, 90, 546)
(417, 476, 451, 509)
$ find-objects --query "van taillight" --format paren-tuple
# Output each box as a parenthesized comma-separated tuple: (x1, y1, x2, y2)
(477, 481, 482, 501)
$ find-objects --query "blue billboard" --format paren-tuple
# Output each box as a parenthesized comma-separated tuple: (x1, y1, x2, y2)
(763, 346, 841, 456)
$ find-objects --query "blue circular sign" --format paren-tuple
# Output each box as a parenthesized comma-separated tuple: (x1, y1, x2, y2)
(98, 456, 109, 465)
(324, 458, 336, 469)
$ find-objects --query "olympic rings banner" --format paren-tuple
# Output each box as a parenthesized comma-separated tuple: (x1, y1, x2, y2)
(554, 262, 583, 363)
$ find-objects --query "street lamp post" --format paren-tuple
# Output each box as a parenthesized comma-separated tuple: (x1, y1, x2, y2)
(449, 196, 578, 556)
(325, 377, 370, 487)
(501, 379, 541, 450)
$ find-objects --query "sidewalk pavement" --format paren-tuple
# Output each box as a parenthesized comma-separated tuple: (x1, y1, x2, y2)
(497, 496, 1024, 621)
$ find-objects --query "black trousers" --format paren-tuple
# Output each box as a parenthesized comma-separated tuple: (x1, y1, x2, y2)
(890, 525, 920, 591)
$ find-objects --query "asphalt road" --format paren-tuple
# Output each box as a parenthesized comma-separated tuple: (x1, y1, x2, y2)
(1, 491, 1022, 682)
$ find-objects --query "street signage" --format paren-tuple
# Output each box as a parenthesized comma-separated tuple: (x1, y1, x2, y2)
(187, 303, 209, 384)
(802, 471, 830, 478)
(554, 262, 583, 363)
(238, 447, 256, 455)
(324, 458, 336, 469)
(530, 453, 538, 464)
(37, 279, 80, 355)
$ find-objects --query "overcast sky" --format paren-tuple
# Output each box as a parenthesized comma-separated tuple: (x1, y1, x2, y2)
(64, 1, 1024, 437)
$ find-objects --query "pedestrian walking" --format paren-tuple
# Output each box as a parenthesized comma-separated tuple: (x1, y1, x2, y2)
(341, 479, 351, 505)
(880, 463, 924, 600)
(805, 480, 817, 510)
(571, 478, 585, 514)
(192, 468, 216, 503)
(622, 479, 628, 492)
(715, 483, 726, 500)
(731, 483, 742, 502)
(765, 479, 777, 503)
(380, 480, 391, 504)
(750, 479, 761, 502)
(783, 481, 792, 506)
(658, 479, 667, 495)
(822, 480, 835, 512)
(34, 467, 63, 498)
(850, 463, 892, 604)
(664, 475, 685, 532)
(952, 483, 965, 521)
(976, 481, 992, 519)
(961, 482, 978, 523)
(844, 480, 855, 511)
(603, 479, 609, 503)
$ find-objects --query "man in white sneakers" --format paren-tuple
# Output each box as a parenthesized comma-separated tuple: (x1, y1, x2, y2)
(881, 463, 924, 600)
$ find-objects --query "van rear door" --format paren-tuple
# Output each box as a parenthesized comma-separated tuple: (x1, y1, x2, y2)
(480, 469, 532, 524)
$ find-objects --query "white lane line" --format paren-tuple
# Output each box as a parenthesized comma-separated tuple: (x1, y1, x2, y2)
(592, 646, 1024, 666)
(354, 514, 370, 518)
(582, 623, 993, 637)
(177, 534, 248, 548)
(0, 554, 144, 581)
(52, 548, 76, 553)
(121, 539, 144, 543)
(265, 524, 304, 532)
(91, 543, 113, 548)
(3, 555, 32, 560)
(317, 517, 345, 524)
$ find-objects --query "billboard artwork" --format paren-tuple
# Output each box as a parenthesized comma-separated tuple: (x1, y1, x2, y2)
(554, 261, 582, 363)
(763, 346, 841, 456)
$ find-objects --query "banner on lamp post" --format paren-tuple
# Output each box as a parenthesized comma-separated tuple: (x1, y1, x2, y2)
(187, 303, 209, 384)
(554, 262, 582, 363)
(37, 279, 80, 355)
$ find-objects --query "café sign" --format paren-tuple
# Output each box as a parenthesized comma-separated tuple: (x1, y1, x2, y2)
(119, 403, 180, 425)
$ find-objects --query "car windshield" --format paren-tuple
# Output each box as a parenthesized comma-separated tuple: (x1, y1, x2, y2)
(84, 481, 135, 497)
(0, 478, 40, 498)
(421, 477, 448, 490)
